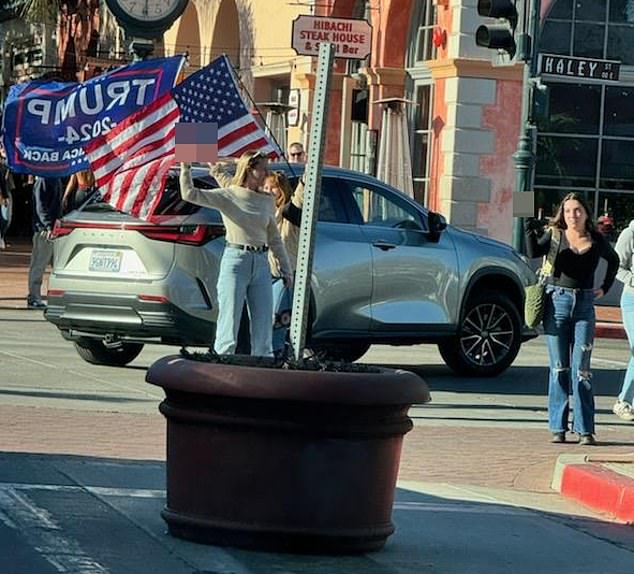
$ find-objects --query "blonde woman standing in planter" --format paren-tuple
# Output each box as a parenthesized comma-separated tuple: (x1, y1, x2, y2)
(180, 151, 293, 357)
(525, 193, 618, 445)
(613, 220, 634, 421)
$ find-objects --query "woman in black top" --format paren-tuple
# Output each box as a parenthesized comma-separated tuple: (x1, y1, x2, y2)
(525, 192, 618, 445)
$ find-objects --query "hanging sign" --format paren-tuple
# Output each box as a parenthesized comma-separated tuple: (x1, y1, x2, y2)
(291, 16, 372, 60)
(538, 54, 621, 82)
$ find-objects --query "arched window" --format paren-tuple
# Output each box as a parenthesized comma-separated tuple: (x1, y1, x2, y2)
(536, 0, 634, 237)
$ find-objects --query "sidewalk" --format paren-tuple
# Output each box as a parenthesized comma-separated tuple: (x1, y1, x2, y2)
(595, 305, 627, 340)
(0, 236, 39, 308)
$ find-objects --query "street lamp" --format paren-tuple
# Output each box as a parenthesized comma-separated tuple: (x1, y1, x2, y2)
(511, 0, 541, 254)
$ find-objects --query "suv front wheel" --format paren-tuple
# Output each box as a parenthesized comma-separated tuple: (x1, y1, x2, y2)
(74, 339, 144, 366)
(438, 291, 521, 377)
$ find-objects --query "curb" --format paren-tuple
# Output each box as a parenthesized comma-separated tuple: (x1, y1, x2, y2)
(552, 454, 634, 524)
(595, 322, 627, 340)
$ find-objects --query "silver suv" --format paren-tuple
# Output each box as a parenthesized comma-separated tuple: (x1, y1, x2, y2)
(45, 164, 537, 376)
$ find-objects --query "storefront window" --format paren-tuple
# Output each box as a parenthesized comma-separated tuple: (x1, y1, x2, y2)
(604, 86, 634, 136)
(536, 0, 634, 236)
(573, 23, 605, 58)
(536, 136, 598, 187)
(610, 0, 634, 23)
(575, 0, 606, 20)
(607, 24, 634, 64)
(540, 21, 572, 55)
(600, 140, 634, 190)
(537, 83, 601, 134)
(550, 0, 573, 19)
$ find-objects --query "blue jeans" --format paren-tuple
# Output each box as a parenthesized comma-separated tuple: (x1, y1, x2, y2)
(543, 286, 596, 435)
(272, 278, 292, 358)
(619, 290, 634, 405)
(214, 247, 273, 357)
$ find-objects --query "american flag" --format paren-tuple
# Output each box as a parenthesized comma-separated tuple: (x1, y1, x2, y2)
(84, 55, 280, 219)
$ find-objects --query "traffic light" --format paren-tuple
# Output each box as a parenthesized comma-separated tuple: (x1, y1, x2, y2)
(475, 0, 518, 58)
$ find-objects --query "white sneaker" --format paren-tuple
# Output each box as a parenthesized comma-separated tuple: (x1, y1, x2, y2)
(0, 237, 5, 249)
(612, 400, 634, 421)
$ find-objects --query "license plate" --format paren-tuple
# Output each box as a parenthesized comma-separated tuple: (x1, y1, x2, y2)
(89, 250, 122, 272)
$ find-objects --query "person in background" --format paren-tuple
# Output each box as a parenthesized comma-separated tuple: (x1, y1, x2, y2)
(525, 192, 619, 445)
(27, 176, 63, 309)
(612, 220, 634, 421)
(264, 171, 304, 357)
(180, 151, 293, 356)
(287, 142, 305, 163)
(0, 143, 10, 249)
(596, 213, 615, 243)
(62, 169, 96, 214)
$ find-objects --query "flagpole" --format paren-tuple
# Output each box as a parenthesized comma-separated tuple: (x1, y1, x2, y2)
(226, 55, 296, 174)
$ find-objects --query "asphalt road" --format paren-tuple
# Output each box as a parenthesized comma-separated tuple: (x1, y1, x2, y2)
(0, 308, 633, 574)
(0, 307, 630, 428)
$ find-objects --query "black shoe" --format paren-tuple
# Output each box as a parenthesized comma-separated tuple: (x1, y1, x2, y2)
(579, 434, 596, 446)
(551, 432, 566, 443)
(26, 297, 46, 309)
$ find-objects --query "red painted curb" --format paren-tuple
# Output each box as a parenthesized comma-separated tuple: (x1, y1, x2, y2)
(594, 323, 627, 340)
(560, 464, 634, 523)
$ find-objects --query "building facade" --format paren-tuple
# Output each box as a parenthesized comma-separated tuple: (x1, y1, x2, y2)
(162, 0, 524, 241)
(2, 0, 633, 243)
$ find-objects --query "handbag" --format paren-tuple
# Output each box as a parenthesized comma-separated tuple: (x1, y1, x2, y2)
(524, 228, 561, 328)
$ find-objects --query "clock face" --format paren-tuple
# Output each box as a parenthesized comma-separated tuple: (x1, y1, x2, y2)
(116, 0, 183, 22)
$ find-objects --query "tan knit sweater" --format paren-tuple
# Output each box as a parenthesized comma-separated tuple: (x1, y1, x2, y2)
(179, 163, 292, 277)
(269, 181, 304, 277)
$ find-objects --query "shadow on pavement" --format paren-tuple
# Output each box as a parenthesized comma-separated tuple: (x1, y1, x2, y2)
(0, 451, 632, 574)
(0, 315, 46, 321)
(0, 388, 154, 404)
(369, 364, 625, 397)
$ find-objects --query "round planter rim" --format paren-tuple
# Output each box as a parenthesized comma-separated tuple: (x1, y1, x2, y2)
(146, 355, 431, 406)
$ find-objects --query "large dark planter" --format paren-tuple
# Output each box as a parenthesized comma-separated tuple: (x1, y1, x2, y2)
(146, 355, 430, 554)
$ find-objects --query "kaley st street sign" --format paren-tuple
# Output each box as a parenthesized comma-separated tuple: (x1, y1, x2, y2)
(539, 53, 621, 82)
(291, 15, 372, 59)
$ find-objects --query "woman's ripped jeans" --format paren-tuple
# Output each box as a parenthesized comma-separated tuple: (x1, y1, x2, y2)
(543, 286, 596, 435)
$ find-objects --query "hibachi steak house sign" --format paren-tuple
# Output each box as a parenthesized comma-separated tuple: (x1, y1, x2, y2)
(539, 54, 621, 82)
(292, 16, 372, 59)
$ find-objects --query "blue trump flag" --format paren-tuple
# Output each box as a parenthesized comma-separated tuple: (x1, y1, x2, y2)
(2, 55, 185, 177)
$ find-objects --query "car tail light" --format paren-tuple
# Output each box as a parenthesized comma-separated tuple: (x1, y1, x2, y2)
(47, 289, 65, 297)
(135, 224, 225, 245)
(50, 220, 75, 239)
(138, 294, 169, 304)
(50, 220, 224, 245)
